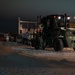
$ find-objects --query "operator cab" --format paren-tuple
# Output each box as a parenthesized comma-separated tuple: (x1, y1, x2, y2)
(41, 14, 70, 31)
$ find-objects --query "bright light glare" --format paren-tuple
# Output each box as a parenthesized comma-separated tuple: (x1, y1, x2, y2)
(74, 16, 75, 19)
(67, 17, 70, 20)
(69, 36, 72, 39)
(58, 16, 61, 19)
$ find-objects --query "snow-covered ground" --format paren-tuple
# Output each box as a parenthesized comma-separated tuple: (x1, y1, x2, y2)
(13, 47, 75, 62)
(0, 42, 75, 75)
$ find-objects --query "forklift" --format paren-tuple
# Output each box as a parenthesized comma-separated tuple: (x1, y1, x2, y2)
(32, 14, 75, 51)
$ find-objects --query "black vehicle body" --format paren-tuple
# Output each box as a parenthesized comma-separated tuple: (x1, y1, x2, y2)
(32, 14, 70, 51)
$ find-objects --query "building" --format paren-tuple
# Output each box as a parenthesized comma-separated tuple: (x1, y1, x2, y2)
(18, 17, 38, 34)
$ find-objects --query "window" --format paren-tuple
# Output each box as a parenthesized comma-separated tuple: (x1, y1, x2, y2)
(20, 30, 22, 34)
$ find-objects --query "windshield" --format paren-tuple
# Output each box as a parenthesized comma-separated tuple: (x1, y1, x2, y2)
(57, 17, 64, 27)
(57, 16, 70, 28)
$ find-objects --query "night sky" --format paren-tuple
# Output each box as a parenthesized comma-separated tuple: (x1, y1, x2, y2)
(0, 0, 75, 33)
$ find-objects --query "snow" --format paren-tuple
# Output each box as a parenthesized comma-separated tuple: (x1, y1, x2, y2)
(12, 47, 75, 62)
(1, 42, 75, 75)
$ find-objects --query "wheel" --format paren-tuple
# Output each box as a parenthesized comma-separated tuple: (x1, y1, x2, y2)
(42, 41, 46, 50)
(35, 37, 45, 50)
(73, 48, 75, 51)
(53, 39, 63, 51)
(34, 37, 40, 49)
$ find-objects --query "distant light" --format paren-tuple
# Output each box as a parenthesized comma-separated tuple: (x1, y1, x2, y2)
(54, 16, 56, 18)
(67, 17, 70, 20)
(74, 16, 75, 19)
(58, 16, 61, 19)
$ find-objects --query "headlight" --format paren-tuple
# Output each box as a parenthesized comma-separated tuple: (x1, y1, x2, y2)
(67, 17, 70, 20)
(58, 16, 61, 19)
(69, 36, 72, 39)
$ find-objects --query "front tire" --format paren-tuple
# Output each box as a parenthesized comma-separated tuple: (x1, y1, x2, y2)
(35, 37, 45, 50)
(73, 48, 75, 51)
(53, 39, 63, 51)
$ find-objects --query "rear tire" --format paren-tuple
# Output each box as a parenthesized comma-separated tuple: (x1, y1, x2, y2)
(53, 39, 63, 51)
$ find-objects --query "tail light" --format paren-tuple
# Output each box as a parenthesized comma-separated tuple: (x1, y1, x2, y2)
(54, 16, 56, 18)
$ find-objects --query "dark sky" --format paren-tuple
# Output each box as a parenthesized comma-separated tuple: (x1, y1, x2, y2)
(0, 0, 75, 33)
